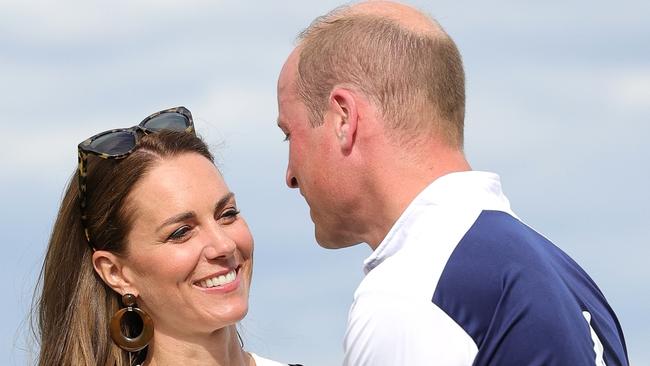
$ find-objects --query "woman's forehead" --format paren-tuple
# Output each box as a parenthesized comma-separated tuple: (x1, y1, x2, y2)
(127, 153, 228, 219)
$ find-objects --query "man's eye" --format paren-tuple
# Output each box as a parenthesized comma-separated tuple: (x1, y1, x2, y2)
(167, 226, 191, 241)
(283, 133, 290, 142)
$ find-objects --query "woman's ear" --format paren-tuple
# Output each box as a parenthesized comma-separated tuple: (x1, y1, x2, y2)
(92, 250, 137, 296)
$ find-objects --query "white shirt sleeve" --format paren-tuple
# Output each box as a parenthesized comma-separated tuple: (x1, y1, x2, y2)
(343, 291, 477, 366)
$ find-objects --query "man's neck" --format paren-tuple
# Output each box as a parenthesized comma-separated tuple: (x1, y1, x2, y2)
(360, 146, 471, 250)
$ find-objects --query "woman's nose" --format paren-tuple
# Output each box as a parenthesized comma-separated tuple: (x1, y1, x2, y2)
(202, 226, 237, 260)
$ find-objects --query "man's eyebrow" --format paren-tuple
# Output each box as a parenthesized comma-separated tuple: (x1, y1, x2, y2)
(276, 118, 285, 129)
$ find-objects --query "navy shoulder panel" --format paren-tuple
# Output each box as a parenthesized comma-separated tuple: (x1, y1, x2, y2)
(432, 210, 628, 366)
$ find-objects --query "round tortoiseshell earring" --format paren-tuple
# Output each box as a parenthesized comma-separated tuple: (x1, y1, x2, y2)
(110, 293, 154, 352)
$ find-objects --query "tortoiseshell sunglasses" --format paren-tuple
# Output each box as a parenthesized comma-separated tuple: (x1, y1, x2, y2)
(77, 106, 195, 247)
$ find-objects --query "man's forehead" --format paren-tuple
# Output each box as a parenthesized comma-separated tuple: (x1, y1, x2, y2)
(278, 48, 300, 91)
(277, 75, 302, 111)
(277, 48, 305, 128)
(277, 71, 296, 98)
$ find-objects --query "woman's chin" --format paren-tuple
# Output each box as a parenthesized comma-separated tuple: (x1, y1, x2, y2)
(200, 302, 249, 331)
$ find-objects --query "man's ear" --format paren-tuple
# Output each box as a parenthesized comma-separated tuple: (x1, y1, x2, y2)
(92, 250, 137, 296)
(328, 87, 359, 154)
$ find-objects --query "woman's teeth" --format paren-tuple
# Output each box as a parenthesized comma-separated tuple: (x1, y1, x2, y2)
(198, 269, 237, 288)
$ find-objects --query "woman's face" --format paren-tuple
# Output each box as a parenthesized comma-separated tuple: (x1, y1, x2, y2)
(121, 152, 253, 337)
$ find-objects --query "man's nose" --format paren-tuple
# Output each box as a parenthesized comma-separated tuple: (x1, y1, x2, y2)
(285, 166, 298, 188)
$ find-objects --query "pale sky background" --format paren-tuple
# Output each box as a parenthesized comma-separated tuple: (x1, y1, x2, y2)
(2, 1, 648, 365)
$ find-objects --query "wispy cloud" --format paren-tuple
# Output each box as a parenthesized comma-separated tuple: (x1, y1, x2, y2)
(3, 1, 648, 365)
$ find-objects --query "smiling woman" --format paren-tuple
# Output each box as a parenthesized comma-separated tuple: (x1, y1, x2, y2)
(31, 108, 300, 366)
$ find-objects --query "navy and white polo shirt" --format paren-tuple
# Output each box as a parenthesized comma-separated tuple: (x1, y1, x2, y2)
(343, 171, 627, 366)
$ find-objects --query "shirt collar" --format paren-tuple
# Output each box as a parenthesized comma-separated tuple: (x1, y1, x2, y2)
(362, 171, 511, 274)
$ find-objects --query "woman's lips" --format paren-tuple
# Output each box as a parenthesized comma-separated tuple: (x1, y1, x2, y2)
(194, 266, 242, 292)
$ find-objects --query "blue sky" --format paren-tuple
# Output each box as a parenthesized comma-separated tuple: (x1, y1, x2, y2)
(1, 1, 648, 365)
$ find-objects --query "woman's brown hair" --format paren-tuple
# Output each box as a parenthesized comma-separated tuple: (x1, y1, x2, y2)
(32, 131, 213, 366)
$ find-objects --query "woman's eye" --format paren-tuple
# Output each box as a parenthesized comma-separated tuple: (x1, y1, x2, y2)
(283, 132, 290, 142)
(220, 208, 240, 222)
(167, 226, 191, 241)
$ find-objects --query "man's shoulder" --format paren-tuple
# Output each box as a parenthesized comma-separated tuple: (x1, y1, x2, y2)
(432, 210, 628, 364)
(433, 210, 590, 314)
(435, 209, 589, 296)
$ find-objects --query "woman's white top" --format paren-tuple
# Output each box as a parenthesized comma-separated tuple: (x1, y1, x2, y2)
(250, 352, 290, 365)
(135, 353, 291, 366)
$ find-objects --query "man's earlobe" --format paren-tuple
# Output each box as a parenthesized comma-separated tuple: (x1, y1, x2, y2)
(330, 88, 358, 154)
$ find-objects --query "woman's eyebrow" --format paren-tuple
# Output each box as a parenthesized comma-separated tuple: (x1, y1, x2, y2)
(157, 211, 196, 232)
(215, 192, 236, 213)
(157, 192, 236, 232)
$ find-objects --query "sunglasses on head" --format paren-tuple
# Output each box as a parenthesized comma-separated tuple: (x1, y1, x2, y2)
(77, 106, 195, 247)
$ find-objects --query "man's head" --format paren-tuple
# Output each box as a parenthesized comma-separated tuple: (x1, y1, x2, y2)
(296, 1, 465, 147)
(277, 1, 467, 249)
(278, 48, 364, 248)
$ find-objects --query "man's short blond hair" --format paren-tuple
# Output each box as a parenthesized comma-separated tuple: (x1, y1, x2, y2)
(296, 5, 465, 148)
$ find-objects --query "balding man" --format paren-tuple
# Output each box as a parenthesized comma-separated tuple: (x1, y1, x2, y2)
(277, 1, 628, 365)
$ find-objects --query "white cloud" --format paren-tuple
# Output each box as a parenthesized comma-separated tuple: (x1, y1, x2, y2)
(1, 0, 225, 42)
(3, 125, 87, 180)
(608, 69, 650, 108)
